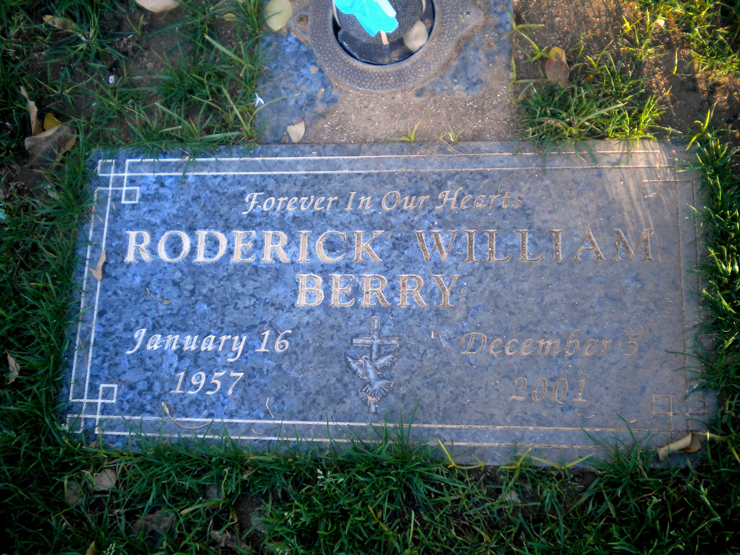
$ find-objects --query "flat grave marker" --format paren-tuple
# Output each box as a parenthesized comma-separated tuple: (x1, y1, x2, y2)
(65, 142, 711, 464)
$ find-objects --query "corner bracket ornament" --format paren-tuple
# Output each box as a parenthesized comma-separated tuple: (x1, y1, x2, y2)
(345, 316, 400, 414)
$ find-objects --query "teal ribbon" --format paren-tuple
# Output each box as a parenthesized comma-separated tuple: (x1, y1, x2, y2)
(334, 0, 399, 37)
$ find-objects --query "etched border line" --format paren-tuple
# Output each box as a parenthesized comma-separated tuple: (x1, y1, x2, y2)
(69, 150, 700, 446)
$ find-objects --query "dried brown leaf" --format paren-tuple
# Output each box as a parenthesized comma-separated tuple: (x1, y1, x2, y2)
(43, 113, 62, 131)
(93, 468, 117, 491)
(65, 479, 84, 506)
(265, 0, 292, 31)
(85, 541, 97, 555)
(43, 15, 76, 32)
(133, 510, 176, 535)
(499, 490, 521, 504)
(684, 433, 703, 453)
(287, 121, 305, 143)
(24, 123, 76, 167)
(19, 86, 42, 136)
(545, 50, 569, 88)
(210, 529, 245, 549)
(134, 0, 180, 13)
(549, 46, 567, 64)
(89, 250, 107, 282)
(7, 353, 19, 384)
(658, 433, 704, 461)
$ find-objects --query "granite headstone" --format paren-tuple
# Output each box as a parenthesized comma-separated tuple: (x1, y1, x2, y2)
(64, 142, 711, 464)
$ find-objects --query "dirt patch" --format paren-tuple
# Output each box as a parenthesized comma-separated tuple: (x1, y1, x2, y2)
(513, 0, 740, 142)
(273, 0, 740, 145)
(304, 84, 517, 144)
(293, 0, 519, 144)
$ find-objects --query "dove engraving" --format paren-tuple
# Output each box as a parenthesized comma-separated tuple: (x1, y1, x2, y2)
(344, 351, 397, 414)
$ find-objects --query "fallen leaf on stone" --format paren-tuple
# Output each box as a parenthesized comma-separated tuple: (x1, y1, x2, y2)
(89, 250, 107, 282)
(7, 353, 19, 384)
(19, 86, 43, 136)
(222, 12, 238, 21)
(134, 0, 180, 13)
(24, 123, 76, 167)
(545, 47, 569, 88)
(65, 479, 84, 505)
(287, 121, 305, 143)
(403, 20, 428, 53)
(265, 0, 292, 31)
(43, 113, 62, 131)
(85, 541, 97, 555)
(43, 15, 77, 32)
(658, 433, 703, 462)
(93, 468, 117, 491)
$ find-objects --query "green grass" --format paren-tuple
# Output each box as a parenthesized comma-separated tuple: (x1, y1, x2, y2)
(512, 15, 665, 153)
(2, 136, 739, 555)
(0, 0, 264, 166)
(2, 1, 740, 553)
(637, 0, 740, 77)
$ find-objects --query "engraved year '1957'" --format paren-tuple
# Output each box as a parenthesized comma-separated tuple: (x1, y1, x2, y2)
(171, 370, 243, 396)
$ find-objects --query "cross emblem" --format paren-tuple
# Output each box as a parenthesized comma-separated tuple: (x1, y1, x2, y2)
(344, 317, 400, 415)
(351, 316, 399, 361)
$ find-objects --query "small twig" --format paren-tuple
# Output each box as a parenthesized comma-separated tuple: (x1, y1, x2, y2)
(77, 335, 91, 369)
(265, 397, 275, 419)
(162, 402, 210, 430)
(146, 287, 175, 305)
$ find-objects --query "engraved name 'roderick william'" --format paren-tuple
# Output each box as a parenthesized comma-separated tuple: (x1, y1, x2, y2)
(123, 227, 654, 307)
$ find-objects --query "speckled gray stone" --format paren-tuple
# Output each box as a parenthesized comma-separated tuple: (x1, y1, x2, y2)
(63, 142, 711, 465)
(257, 0, 509, 141)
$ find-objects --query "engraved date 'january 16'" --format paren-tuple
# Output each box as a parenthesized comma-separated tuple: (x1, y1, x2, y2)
(165, 329, 292, 396)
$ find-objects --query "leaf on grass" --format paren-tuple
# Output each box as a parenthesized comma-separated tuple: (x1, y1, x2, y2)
(93, 468, 117, 491)
(134, 0, 181, 13)
(65, 479, 84, 506)
(19, 86, 43, 136)
(43, 15, 77, 33)
(287, 121, 305, 143)
(85, 541, 97, 555)
(545, 46, 569, 88)
(43, 113, 62, 131)
(498, 490, 522, 504)
(210, 529, 245, 549)
(265, 0, 293, 31)
(658, 432, 703, 461)
(133, 510, 176, 535)
(222, 12, 238, 21)
(89, 250, 107, 282)
(7, 353, 19, 384)
(24, 123, 76, 167)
